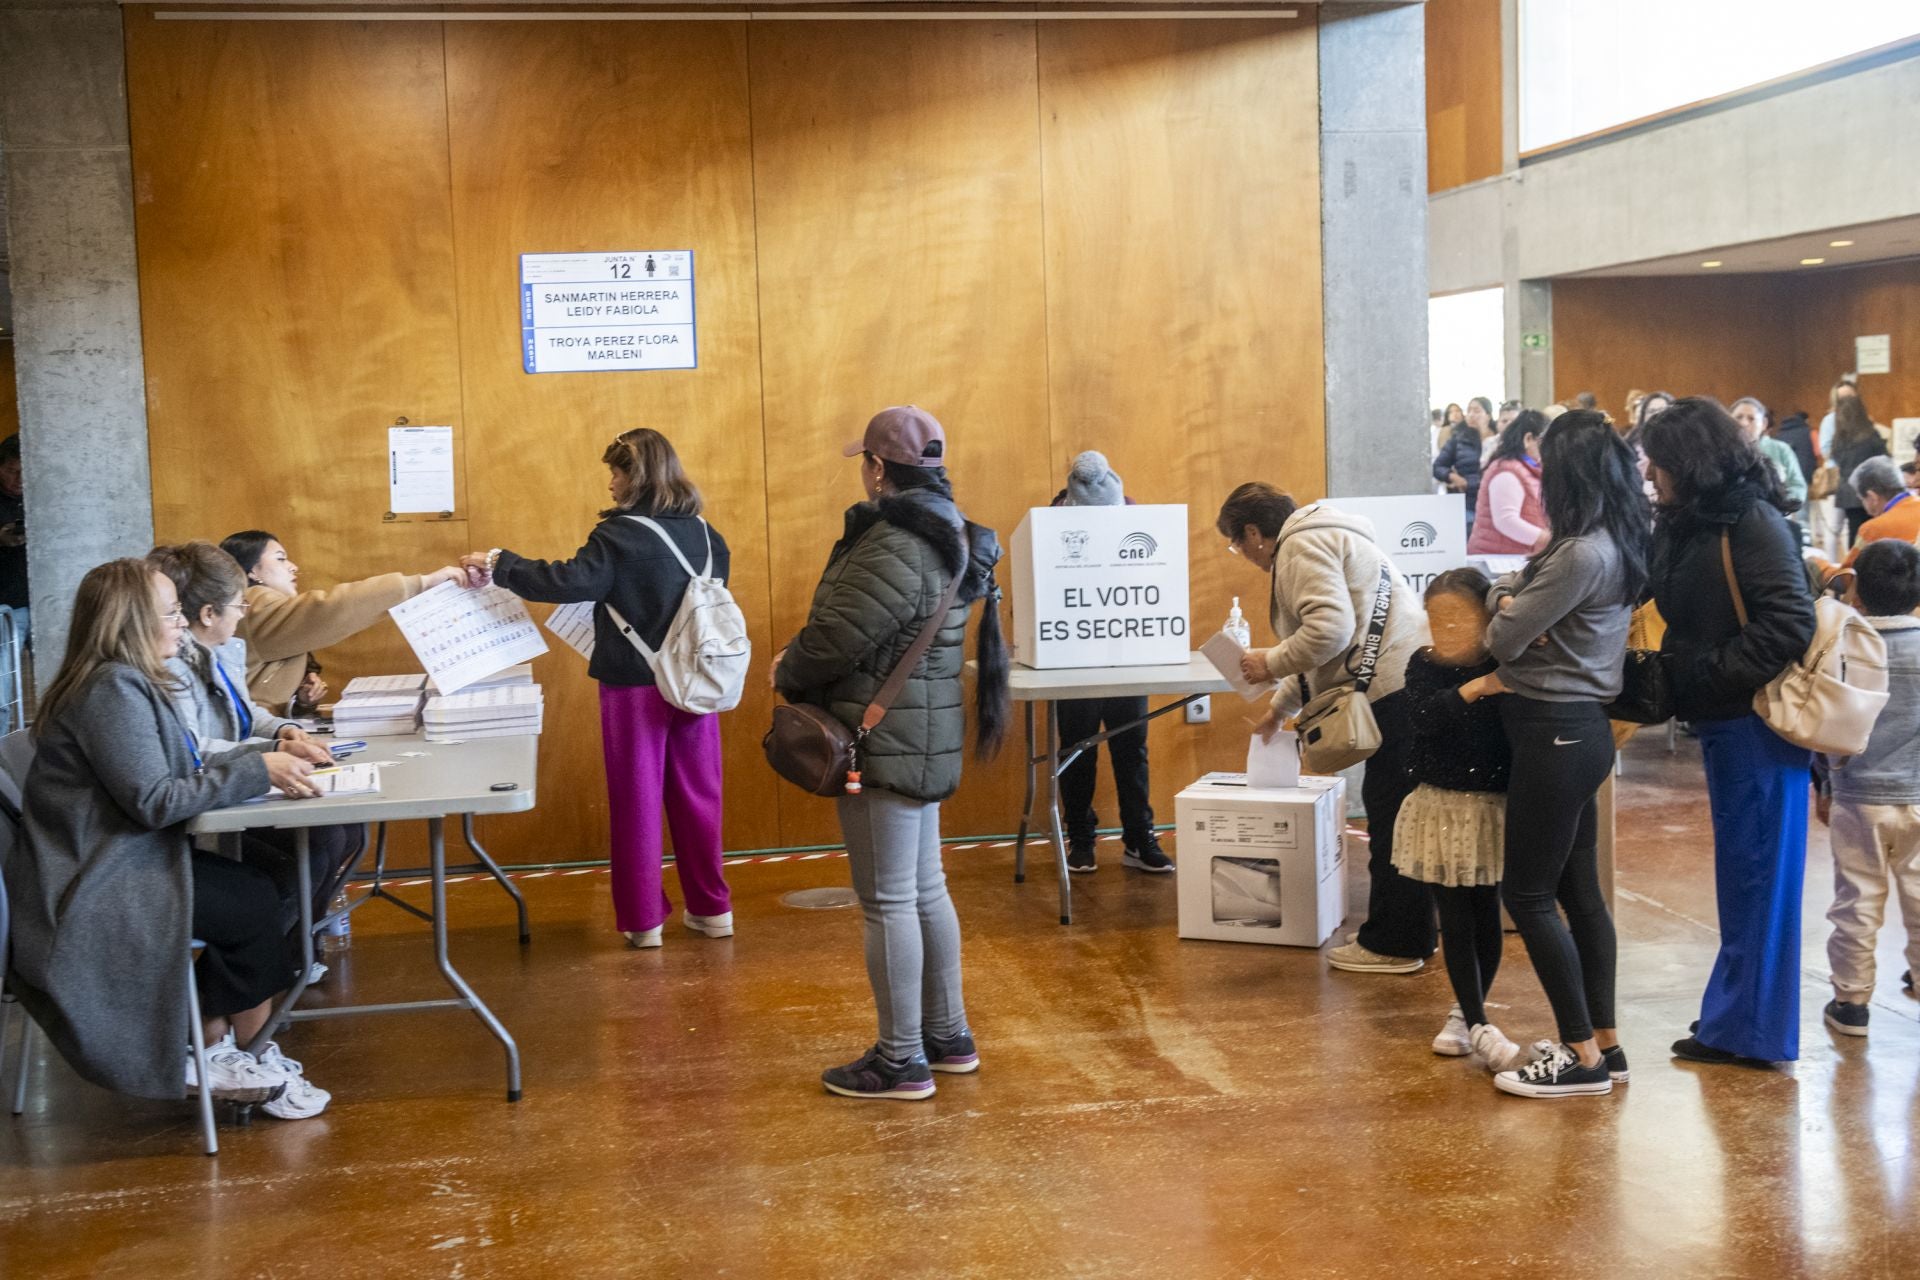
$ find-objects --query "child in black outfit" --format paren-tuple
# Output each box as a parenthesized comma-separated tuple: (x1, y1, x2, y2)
(1391, 568, 1532, 1071)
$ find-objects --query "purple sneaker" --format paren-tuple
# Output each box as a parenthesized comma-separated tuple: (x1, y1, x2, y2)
(821, 1047, 936, 1100)
(924, 1029, 980, 1075)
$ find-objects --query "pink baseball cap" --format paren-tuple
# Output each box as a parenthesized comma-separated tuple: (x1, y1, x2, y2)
(843, 405, 947, 468)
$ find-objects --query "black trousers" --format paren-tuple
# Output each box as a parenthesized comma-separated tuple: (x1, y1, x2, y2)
(1433, 883, 1504, 1027)
(1498, 696, 1618, 1044)
(1056, 695, 1154, 848)
(190, 851, 296, 1020)
(1353, 692, 1437, 959)
(242, 823, 367, 934)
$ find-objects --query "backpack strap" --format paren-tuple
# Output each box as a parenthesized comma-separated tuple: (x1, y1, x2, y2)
(607, 603, 659, 665)
(1720, 529, 1750, 629)
(1349, 565, 1395, 694)
(609, 515, 715, 667)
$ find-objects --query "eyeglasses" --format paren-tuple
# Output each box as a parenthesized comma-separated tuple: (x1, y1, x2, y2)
(158, 608, 187, 625)
(223, 600, 251, 615)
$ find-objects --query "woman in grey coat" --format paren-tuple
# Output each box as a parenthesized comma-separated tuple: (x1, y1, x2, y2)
(774, 406, 1009, 1101)
(4, 559, 327, 1113)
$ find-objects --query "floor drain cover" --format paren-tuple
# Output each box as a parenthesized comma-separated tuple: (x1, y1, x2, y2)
(782, 887, 859, 910)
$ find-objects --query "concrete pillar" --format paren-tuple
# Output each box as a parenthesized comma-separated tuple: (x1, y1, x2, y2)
(0, 1, 153, 684)
(1506, 277, 1553, 409)
(1318, 3, 1431, 499)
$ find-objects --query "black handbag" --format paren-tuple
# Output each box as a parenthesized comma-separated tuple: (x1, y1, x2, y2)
(1606, 648, 1672, 724)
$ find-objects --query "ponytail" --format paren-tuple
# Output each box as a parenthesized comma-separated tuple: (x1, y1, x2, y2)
(971, 575, 1010, 760)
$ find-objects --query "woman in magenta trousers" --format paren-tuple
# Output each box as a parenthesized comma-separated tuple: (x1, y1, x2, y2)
(466, 429, 733, 948)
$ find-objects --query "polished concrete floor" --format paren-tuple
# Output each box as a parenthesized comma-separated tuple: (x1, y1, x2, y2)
(3, 733, 1917, 1279)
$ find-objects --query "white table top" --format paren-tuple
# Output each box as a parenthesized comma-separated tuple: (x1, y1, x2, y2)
(187, 732, 539, 833)
(989, 653, 1232, 701)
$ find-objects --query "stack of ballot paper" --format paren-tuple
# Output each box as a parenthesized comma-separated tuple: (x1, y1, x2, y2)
(460, 664, 534, 692)
(422, 683, 544, 742)
(331, 674, 427, 738)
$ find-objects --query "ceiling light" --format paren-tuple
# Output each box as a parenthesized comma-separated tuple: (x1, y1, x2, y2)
(1801, 257, 1826, 266)
(1829, 239, 1855, 247)
(1700, 260, 1723, 268)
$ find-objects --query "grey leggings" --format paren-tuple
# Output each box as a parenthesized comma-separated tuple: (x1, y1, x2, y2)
(836, 787, 968, 1061)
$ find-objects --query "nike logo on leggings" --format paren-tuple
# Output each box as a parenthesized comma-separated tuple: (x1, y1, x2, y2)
(1553, 736, 1583, 746)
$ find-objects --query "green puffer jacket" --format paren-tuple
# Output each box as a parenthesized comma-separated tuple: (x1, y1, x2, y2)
(775, 488, 1003, 802)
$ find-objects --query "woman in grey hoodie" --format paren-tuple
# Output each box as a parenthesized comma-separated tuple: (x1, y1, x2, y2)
(1217, 484, 1433, 973)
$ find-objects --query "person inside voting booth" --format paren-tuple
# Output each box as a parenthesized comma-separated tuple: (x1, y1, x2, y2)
(1049, 452, 1171, 875)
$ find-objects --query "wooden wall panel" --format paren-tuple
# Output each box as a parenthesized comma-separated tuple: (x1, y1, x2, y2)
(1788, 260, 1920, 430)
(1040, 22, 1325, 824)
(749, 23, 1054, 846)
(1550, 275, 1800, 425)
(1425, 0, 1502, 192)
(443, 24, 773, 858)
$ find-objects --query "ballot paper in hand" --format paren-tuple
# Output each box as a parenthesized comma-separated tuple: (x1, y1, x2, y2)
(389, 581, 550, 696)
(545, 601, 596, 661)
(269, 762, 381, 800)
(1201, 629, 1277, 703)
(1246, 731, 1301, 789)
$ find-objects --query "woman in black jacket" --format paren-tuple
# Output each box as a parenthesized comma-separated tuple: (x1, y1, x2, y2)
(774, 406, 1009, 1102)
(1431, 396, 1492, 529)
(465, 429, 737, 950)
(1643, 398, 1817, 1065)
(1831, 393, 1889, 546)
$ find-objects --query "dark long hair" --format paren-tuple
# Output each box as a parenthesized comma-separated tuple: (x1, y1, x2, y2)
(1488, 409, 1546, 465)
(1640, 396, 1790, 516)
(1832, 393, 1878, 450)
(1533, 410, 1649, 603)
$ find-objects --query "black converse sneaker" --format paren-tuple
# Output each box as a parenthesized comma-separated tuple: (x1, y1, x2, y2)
(1823, 999, 1870, 1037)
(1493, 1043, 1613, 1098)
(1122, 835, 1174, 874)
(1603, 1045, 1630, 1082)
(821, 1046, 936, 1100)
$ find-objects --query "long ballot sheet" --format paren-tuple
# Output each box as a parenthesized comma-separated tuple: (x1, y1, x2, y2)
(389, 582, 550, 696)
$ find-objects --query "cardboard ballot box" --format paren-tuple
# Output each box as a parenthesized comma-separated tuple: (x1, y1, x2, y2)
(1010, 504, 1190, 669)
(1174, 773, 1347, 948)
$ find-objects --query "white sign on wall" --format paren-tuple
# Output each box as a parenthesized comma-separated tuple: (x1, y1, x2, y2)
(1010, 504, 1190, 670)
(520, 251, 696, 374)
(1856, 333, 1891, 376)
(1324, 494, 1470, 594)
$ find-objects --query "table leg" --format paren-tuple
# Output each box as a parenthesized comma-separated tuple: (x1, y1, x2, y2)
(1044, 701, 1071, 925)
(429, 817, 523, 1102)
(463, 813, 530, 944)
(247, 827, 315, 1057)
(1014, 701, 1036, 883)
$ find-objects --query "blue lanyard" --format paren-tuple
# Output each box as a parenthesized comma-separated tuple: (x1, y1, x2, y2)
(214, 660, 253, 739)
(182, 729, 204, 774)
(1885, 492, 1912, 515)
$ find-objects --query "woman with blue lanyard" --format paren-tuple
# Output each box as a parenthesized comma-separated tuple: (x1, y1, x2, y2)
(150, 542, 354, 933)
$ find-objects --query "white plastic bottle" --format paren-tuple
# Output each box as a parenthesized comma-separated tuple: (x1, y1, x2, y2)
(321, 891, 352, 954)
(1225, 597, 1252, 650)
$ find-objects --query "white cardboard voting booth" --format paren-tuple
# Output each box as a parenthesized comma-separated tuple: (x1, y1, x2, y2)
(1011, 504, 1190, 670)
(1175, 773, 1347, 948)
(1324, 494, 1468, 594)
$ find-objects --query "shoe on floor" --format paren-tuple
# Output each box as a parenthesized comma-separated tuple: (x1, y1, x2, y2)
(924, 1028, 980, 1074)
(1670, 1035, 1747, 1065)
(1468, 1023, 1530, 1072)
(1493, 1043, 1613, 1099)
(305, 961, 329, 985)
(1432, 1007, 1471, 1057)
(1824, 999, 1870, 1037)
(255, 1041, 332, 1120)
(1327, 940, 1424, 974)
(1122, 837, 1175, 874)
(1602, 1045, 1630, 1083)
(821, 1046, 936, 1100)
(1904, 969, 1913, 994)
(683, 910, 734, 938)
(185, 1033, 285, 1105)
(1067, 843, 1097, 874)
(623, 927, 663, 949)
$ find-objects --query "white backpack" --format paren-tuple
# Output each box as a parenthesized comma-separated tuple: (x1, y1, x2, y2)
(608, 516, 751, 715)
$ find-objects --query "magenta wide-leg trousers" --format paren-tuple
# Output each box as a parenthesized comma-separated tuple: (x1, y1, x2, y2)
(599, 683, 730, 932)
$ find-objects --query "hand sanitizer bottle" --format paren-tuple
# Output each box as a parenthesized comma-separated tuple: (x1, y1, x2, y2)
(1225, 597, 1252, 649)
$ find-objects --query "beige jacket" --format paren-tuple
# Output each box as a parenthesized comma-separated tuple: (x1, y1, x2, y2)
(238, 573, 424, 709)
(1263, 503, 1427, 714)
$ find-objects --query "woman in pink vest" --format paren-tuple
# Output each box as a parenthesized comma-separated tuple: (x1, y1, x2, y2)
(1469, 409, 1550, 556)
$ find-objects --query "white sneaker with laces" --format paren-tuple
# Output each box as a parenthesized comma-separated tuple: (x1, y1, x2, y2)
(1432, 1007, 1472, 1056)
(624, 927, 663, 949)
(683, 911, 734, 939)
(185, 1032, 284, 1104)
(255, 1041, 331, 1120)
(1469, 1022, 1529, 1072)
(1493, 1042, 1613, 1099)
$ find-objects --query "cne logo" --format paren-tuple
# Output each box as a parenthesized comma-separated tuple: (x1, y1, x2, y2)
(1399, 521, 1439, 550)
(1117, 532, 1159, 560)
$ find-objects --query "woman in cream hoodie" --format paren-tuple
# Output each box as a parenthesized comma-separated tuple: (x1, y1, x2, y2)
(1217, 485, 1432, 974)
(220, 530, 465, 712)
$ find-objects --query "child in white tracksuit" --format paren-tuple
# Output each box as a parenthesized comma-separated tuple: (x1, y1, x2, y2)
(1817, 538, 1920, 1038)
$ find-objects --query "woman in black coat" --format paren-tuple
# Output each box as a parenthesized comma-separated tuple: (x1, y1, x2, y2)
(1831, 394, 1889, 546)
(1642, 398, 1817, 1066)
(1431, 396, 1492, 529)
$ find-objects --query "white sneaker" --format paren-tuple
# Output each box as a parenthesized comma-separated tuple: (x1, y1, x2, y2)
(185, 1032, 284, 1104)
(624, 928, 663, 949)
(1327, 939, 1425, 974)
(1432, 1007, 1472, 1056)
(683, 910, 734, 939)
(255, 1041, 332, 1120)
(1469, 1022, 1530, 1072)
(305, 961, 329, 985)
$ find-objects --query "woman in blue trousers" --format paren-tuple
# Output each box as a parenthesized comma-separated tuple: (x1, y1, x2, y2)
(1642, 398, 1817, 1063)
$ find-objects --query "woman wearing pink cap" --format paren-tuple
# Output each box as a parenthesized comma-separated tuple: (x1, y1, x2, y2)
(775, 406, 1011, 1101)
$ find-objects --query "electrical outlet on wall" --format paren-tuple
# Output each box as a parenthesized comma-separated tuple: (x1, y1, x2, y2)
(1184, 696, 1211, 725)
